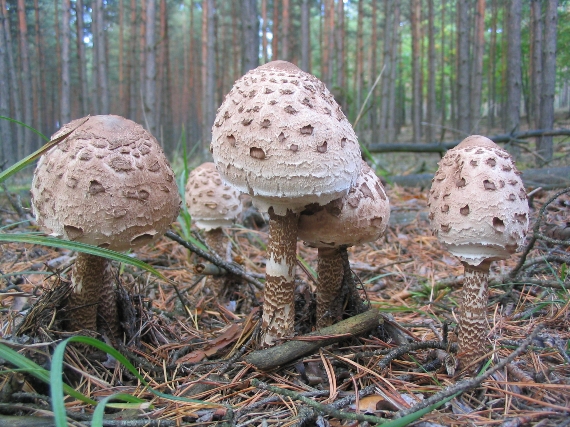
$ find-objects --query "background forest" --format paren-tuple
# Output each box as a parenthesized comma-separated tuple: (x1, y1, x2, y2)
(0, 0, 568, 170)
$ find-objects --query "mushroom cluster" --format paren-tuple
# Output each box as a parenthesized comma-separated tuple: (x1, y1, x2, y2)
(428, 135, 529, 369)
(211, 60, 361, 347)
(31, 115, 181, 337)
(299, 160, 390, 327)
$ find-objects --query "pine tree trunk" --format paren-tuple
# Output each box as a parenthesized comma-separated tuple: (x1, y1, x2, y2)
(144, 0, 156, 135)
(118, 0, 125, 116)
(74, 0, 89, 117)
(0, 4, 13, 165)
(353, 0, 364, 121)
(387, 2, 400, 142)
(506, 0, 522, 136)
(411, 0, 422, 142)
(60, 0, 71, 124)
(530, 0, 543, 129)
(272, 0, 279, 60)
(538, 0, 558, 165)
(336, 0, 345, 99)
(300, 0, 310, 72)
(17, 0, 34, 154)
(261, 0, 268, 63)
(281, 0, 289, 61)
(94, 0, 109, 114)
(379, 0, 393, 143)
(439, 0, 447, 141)
(426, 0, 435, 143)
(487, 0, 498, 132)
(33, 0, 45, 135)
(202, 0, 216, 154)
(470, 0, 485, 134)
(456, 0, 470, 134)
(368, 0, 378, 143)
(241, 0, 259, 74)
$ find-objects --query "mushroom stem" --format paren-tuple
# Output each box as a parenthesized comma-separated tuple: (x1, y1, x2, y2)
(204, 228, 226, 257)
(67, 253, 119, 338)
(316, 247, 344, 328)
(458, 260, 491, 369)
(261, 209, 299, 347)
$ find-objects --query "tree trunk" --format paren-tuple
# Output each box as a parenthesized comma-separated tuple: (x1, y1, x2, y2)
(321, 0, 331, 86)
(60, 0, 71, 124)
(94, 0, 109, 114)
(470, 0, 485, 134)
(411, 0, 422, 142)
(1, 0, 24, 159)
(0, 3, 13, 165)
(529, 0, 542, 129)
(439, 0, 446, 141)
(379, 0, 393, 143)
(506, 0, 522, 136)
(336, 0, 345, 99)
(538, 0, 558, 165)
(17, 0, 34, 154)
(118, 0, 125, 116)
(241, 0, 259, 74)
(487, 0, 498, 132)
(272, 0, 279, 60)
(387, 1, 400, 142)
(368, 0, 379, 143)
(300, 0, 310, 72)
(202, 0, 216, 154)
(33, 0, 45, 135)
(127, 0, 138, 120)
(144, 0, 156, 135)
(353, 0, 364, 120)
(74, 0, 89, 117)
(261, 0, 268, 63)
(456, 0, 470, 134)
(281, 0, 289, 61)
(425, 0, 435, 143)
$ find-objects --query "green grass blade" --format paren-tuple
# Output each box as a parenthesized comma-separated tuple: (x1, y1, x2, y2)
(0, 116, 89, 184)
(92, 393, 150, 426)
(380, 394, 457, 427)
(0, 233, 174, 284)
(0, 116, 50, 142)
(0, 341, 96, 405)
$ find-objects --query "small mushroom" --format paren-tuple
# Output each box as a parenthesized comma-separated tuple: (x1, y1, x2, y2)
(31, 115, 181, 338)
(211, 60, 361, 347)
(428, 135, 529, 370)
(298, 160, 390, 328)
(185, 162, 242, 296)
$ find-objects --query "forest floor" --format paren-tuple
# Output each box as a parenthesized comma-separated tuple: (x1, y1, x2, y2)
(0, 179, 568, 427)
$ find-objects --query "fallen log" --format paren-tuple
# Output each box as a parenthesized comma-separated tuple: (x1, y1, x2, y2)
(368, 128, 570, 153)
(244, 309, 381, 370)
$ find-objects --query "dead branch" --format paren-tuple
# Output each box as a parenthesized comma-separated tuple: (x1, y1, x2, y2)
(244, 309, 381, 370)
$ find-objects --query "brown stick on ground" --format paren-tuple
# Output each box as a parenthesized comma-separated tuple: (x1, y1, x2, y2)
(245, 309, 381, 370)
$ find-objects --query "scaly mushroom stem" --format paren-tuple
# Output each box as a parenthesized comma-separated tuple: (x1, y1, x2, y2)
(67, 253, 119, 338)
(458, 260, 491, 369)
(261, 209, 299, 347)
(204, 228, 226, 257)
(316, 247, 344, 328)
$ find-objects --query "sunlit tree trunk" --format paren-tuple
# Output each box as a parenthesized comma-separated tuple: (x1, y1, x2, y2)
(411, 0, 422, 142)
(60, 0, 71, 124)
(470, 0, 485, 133)
(506, 0, 522, 139)
(538, 0, 558, 165)
(17, 0, 34, 154)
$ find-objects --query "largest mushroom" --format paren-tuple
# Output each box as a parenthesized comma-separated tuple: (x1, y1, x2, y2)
(428, 135, 529, 369)
(211, 60, 361, 347)
(31, 115, 181, 338)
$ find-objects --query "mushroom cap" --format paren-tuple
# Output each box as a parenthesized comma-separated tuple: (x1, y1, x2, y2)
(428, 135, 529, 266)
(298, 161, 390, 248)
(210, 60, 361, 215)
(31, 115, 181, 252)
(185, 162, 243, 231)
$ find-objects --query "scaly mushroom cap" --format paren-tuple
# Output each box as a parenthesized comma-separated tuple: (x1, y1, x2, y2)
(185, 162, 242, 231)
(298, 161, 390, 248)
(428, 135, 529, 266)
(210, 60, 361, 215)
(31, 115, 181, 252)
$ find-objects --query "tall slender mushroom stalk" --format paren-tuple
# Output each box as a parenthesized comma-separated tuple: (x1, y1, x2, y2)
(185, 162, 242, 296)
(428, 135, 529, 370)
(210, 61, 361, 347)
(299, 160, 390, 328)
(31, 115, 181, 338)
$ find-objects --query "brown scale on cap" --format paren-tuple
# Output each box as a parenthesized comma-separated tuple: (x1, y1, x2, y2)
(211, 61, 361, 347)
(427, 135, 529, 371)
(31, 115, 181, 338)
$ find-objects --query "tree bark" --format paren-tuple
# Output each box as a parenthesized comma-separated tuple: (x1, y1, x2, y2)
(470, 0, 485, 134)
(300, 0, 310, 72)
(272, 0, 279, 60)
(387, 2, 400, 142)
(529, 0, 542, 129)
(60, 0, 71, 124)
(425, 0, 435, 143)
(537, 0, 558, 165)
(118, 0, 125, 116)
(33, 0, 45, 135)
(241, 0, 259, 74)
(439, 0, 446, 140)
(456, 0, 470, 134)
(94, 0, 109, 114)
(506, 0, 522, 135)
(487, 0, 498, 132)
(0, 2, 13, 165)
(17, 0, 34, 154)
(353, 0, 364, 120)
(74, 0, 89, 117)
(335, 0, 345, 95)
(261, 0, 268, 63)
(281, 0, 289, 61)
(368, 0, 379, 143)
(127, 0, 138, 120)
(379, 0, 393, 143)
(411, 0, 422, 142)
(143, 0, 156, 135)
(202, 0, 216, 154)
